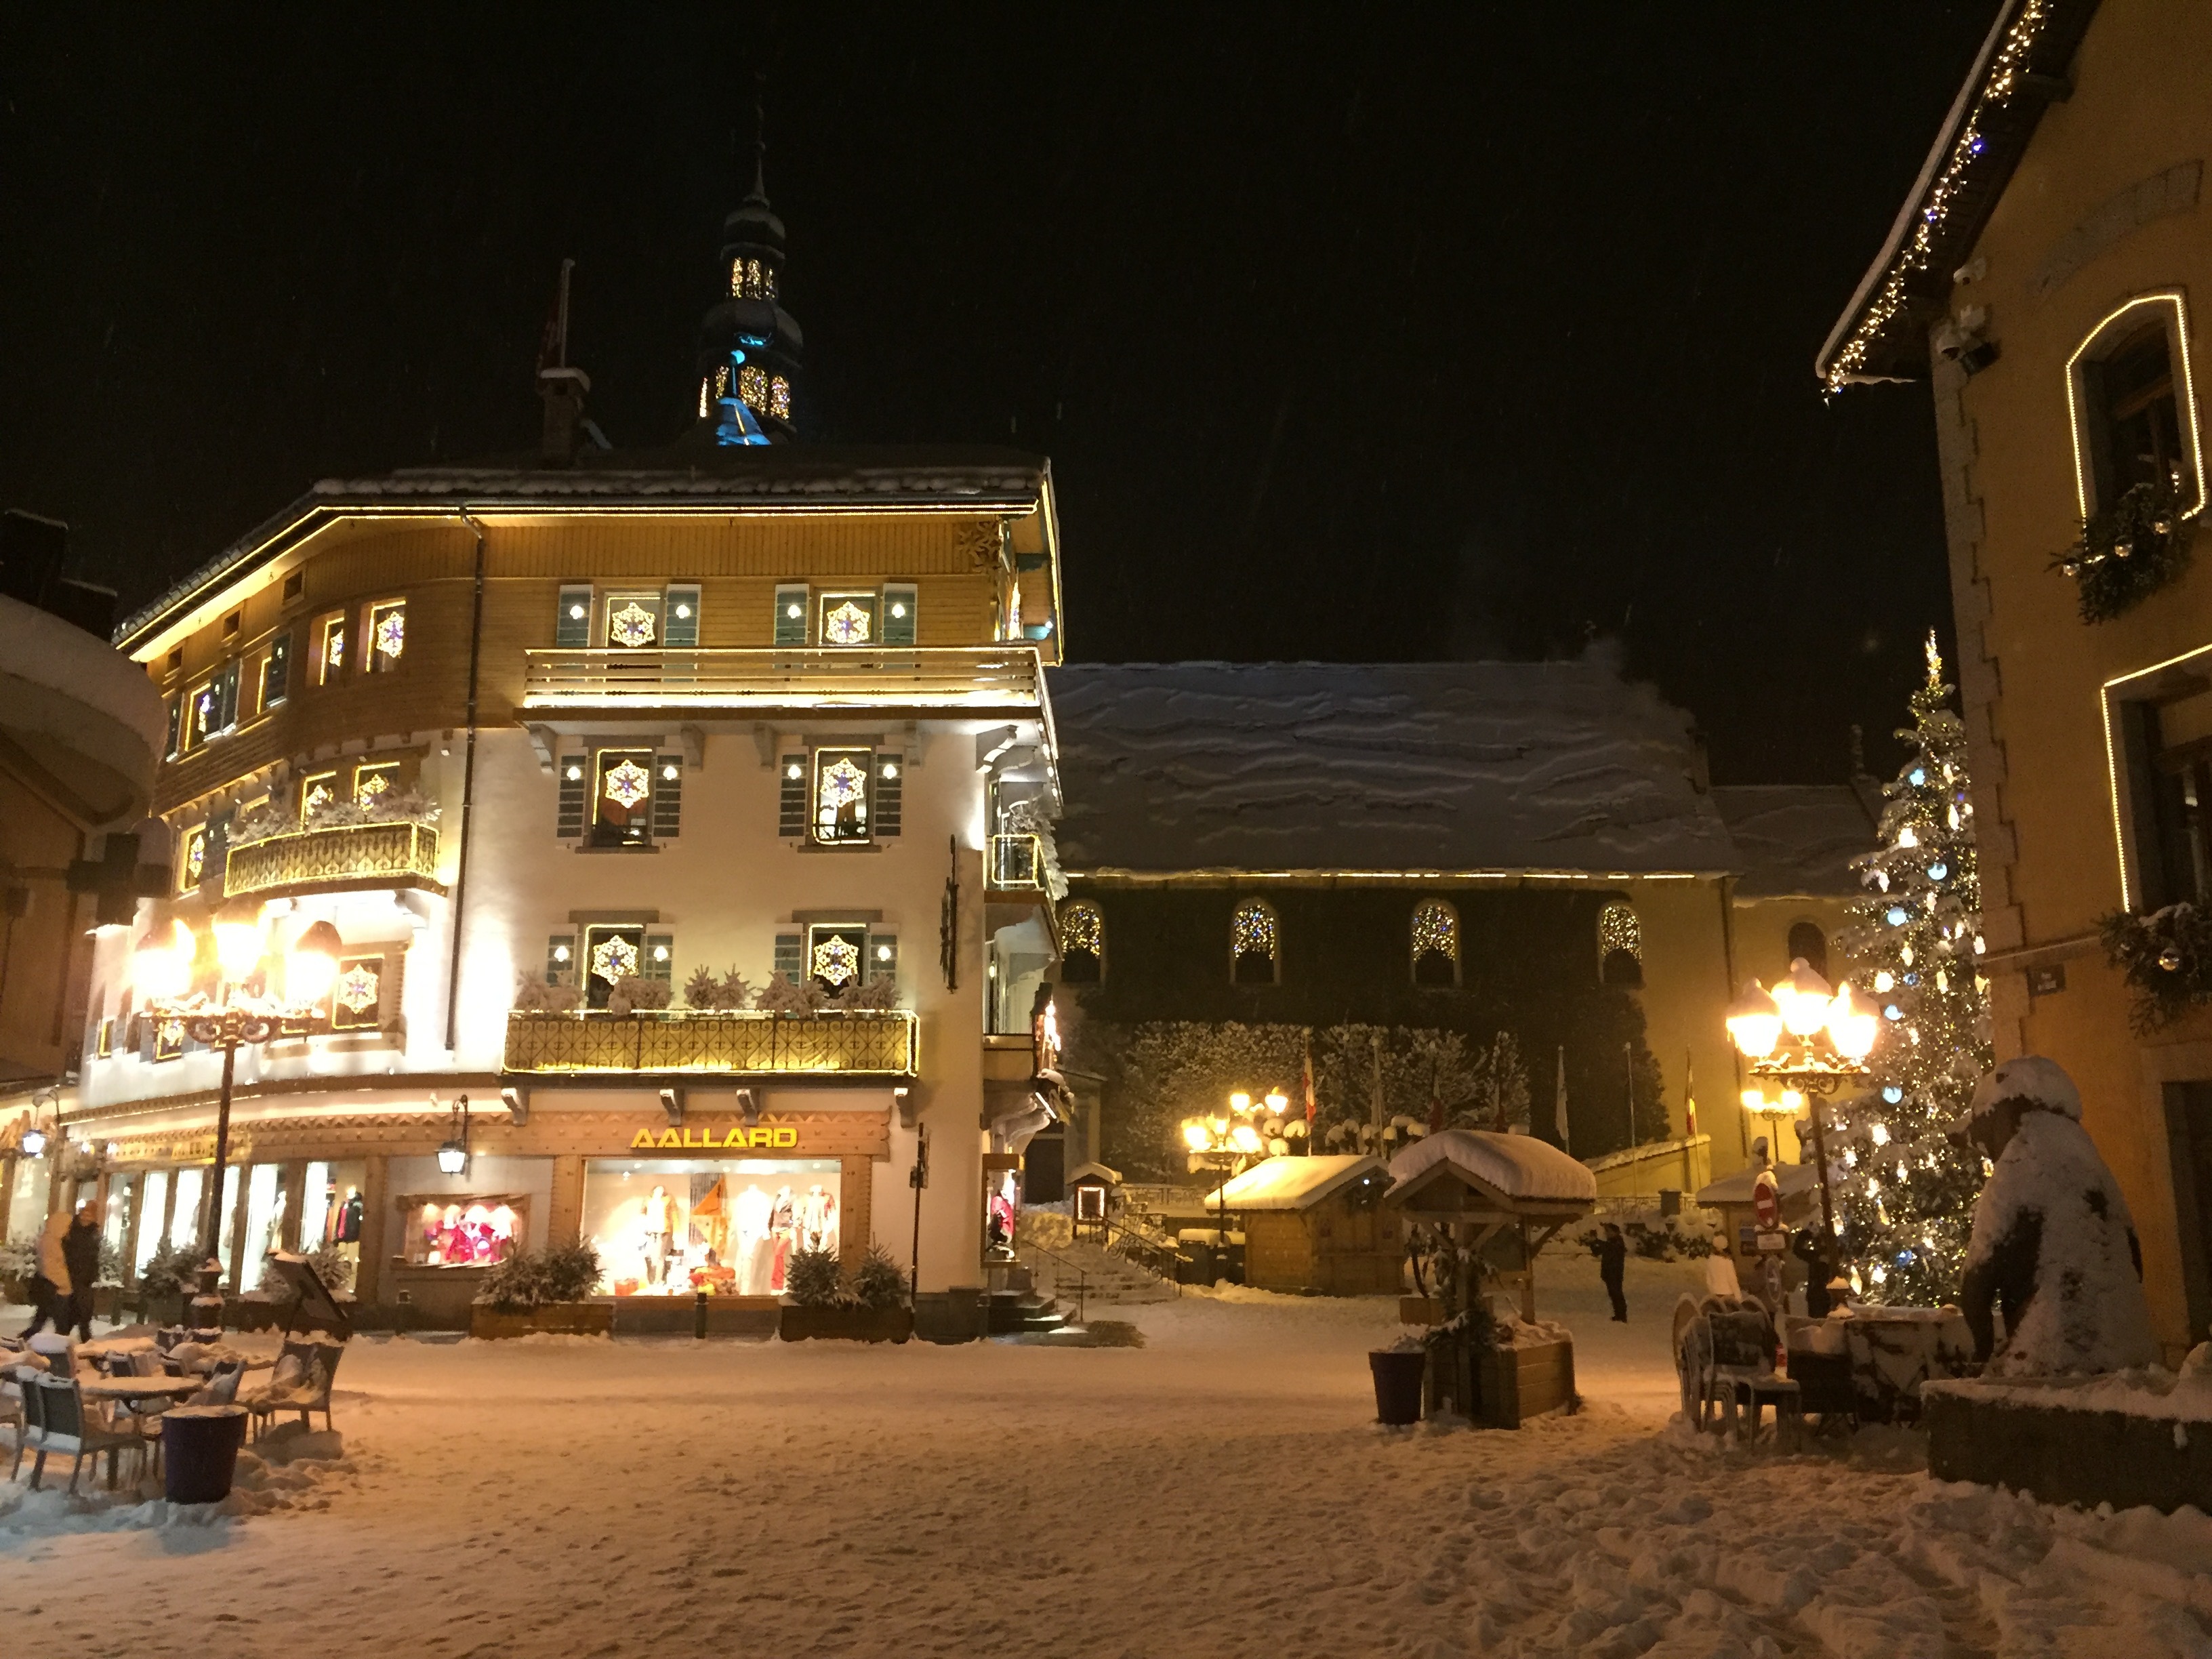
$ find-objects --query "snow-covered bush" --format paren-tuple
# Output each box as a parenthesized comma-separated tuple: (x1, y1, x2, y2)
(756, 972, 828, 1015)
(228, 785, 441, 848)
(255, 1244, 355, 1300)
(851, 1242, 907, 1310)
(606, 975, 672, 1016)
(684, 965, 755, 1011)
(512, 975, 583, 1014)
(830, 975, 900, 1011)
(479, 1242, 601, 1311)
(138, 1244, 205, 1299)
(783, 1247, 842, 1307)
(0, 1238, 36, 1282)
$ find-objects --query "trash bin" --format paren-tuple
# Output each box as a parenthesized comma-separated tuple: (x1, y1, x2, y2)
(1370, 1349, 1427, 1426)
(1176, 1239, 1215, 1286)
(163, 1405, 249, 1505)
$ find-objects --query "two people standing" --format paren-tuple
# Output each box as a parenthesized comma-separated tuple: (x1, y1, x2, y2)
(18, 1200, 100, 1340)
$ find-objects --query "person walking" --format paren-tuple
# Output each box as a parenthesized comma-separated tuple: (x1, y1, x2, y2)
(1598, 1222, 1629, 1322)
(60, 1200, 102, 1340)
(17, 1205, 75, 1337)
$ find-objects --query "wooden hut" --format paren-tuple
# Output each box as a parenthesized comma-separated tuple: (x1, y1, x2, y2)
(1382, 1130, 1597, 1321)
(1204, 1155, 1399, 1294)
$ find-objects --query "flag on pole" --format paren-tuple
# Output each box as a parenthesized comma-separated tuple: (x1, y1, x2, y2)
(1553, 1046, 1570, 1153)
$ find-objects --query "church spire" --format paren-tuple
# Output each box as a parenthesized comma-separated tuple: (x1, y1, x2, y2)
(695, 80, 803, 445)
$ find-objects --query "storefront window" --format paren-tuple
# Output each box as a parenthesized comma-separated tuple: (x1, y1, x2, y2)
(169, 1168, 205, 1252)
(102, 1174, 134, 1265)
(582, 1159, 841, 1297)
(242, 1164, 287, 1294)
(216, 1165, 242, 1277)
(7, 1151, 51, 1246)
(397, 1193, 525, 1267)
(135, 1170, 171, 1273)
(985, 1166, 1020, 1261)
(303, 1162, 367, 1256)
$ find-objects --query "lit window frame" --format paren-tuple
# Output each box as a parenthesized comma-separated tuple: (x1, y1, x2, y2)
(2065, 289, 2207, 523)
(366, 598, 407, 672)
(1410, 898, 1460, 988)
(1230, 897, 1280, 986)
(810, 747, 875, 846)
(316, 614, 348, 685)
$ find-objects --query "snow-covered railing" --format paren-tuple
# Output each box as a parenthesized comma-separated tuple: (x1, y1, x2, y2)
(503, 1008, 918, 1077)
(223, 821, 443, 901)
(520, 647, 1045, 712)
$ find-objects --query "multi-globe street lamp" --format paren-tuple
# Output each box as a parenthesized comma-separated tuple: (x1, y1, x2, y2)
(1724, 956, 1879, 1242)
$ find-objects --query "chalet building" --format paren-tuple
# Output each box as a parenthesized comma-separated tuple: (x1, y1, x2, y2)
(1818, 0, 2212, 1358)
(0, 169, 1067, 1340)
(1039, 661, 1871, 1195)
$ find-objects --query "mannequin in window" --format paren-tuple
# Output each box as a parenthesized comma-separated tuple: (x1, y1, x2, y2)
(334, 1186, 364, 1262)
(770, 1186, 796, 1291)
(734, 1182, 774, 1295)
(642, 1185, 675, 1288)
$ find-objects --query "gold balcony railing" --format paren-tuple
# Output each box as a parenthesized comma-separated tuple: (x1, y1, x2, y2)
(520, 646, 1044, 712)
(503, 1009, 919, 1077)
(989, 833, 1044, 889)
(223, 820, 443, 901)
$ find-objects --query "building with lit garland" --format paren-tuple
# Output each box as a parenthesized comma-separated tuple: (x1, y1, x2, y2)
(1818, 0, 2212, 1361)
(0, 165, 1068, 1340)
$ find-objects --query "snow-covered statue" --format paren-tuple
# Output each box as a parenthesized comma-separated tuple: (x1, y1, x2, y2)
(1958, 1055, 2158, 1376)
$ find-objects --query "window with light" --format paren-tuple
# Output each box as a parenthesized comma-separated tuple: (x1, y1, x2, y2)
(367, 600, 406, 672)
(1412, 899, 1459, 987)
(1059, 901, 1103, 984)
(593, 750, 657, 848)
(1598, 901, 1643, 988)
(811, 749, 874, 844)
(1231, 898, 1279, 985)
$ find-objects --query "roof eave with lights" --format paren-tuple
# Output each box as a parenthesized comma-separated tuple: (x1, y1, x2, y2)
(1814, 0, 2102, 392)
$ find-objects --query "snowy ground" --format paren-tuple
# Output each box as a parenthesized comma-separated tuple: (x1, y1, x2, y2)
(3, 1256, 2208, 1658)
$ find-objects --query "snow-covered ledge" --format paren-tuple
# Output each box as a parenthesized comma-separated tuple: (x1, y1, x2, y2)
(0, 592, 165, 821)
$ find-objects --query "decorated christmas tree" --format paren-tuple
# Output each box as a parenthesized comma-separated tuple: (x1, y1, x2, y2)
(1830, 632, 1993, 1305)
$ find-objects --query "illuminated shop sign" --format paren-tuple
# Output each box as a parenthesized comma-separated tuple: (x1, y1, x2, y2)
(626, 1126, 801, 1152)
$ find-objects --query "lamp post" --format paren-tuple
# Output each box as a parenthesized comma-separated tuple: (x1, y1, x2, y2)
(131, 911, 345, 1288)
(1182, 1090, 1267, 1256)
(1724, 957, 1878, 1243)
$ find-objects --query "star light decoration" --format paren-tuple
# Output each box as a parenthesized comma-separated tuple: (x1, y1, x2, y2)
(602, 759, 652, 811)
(335, 962, 381, 1015)
(1823, 0, 2053, 392)
(811, 935, 861, 988)
(823, 600, 872, 645)
(607, 601, 657, 649)
(375, 608, 405, 659)
(591, 935, 640, 986)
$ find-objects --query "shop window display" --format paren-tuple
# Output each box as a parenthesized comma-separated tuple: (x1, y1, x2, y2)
(241, 1164, 287, 1292)
(985, 1167, 1021, 1261)
(134, 1170, 171, 1274)
(397, 1194, 525, 1267)
(302, 1161, 367, 1273)
(168, 1167, 205, 1252)
(582, 1158, 840, 1297)
(102, 1174, 135, 1263)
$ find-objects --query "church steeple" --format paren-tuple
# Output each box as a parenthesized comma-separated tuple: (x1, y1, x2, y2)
(695, 89, 803, 445)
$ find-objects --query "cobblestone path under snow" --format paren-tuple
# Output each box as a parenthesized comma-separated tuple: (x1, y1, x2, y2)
(3, 1260, 2207, 1658)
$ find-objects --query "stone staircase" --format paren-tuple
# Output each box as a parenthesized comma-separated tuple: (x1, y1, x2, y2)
(1018, 1237, 1179, 1307)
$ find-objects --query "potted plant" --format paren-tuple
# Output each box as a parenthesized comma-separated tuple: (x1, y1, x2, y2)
(0, 1238, 35, 1307)
(134, 1244, 203, 1325)
(470, 1242, 610, 1338)
(779, 1242, 913, 1343)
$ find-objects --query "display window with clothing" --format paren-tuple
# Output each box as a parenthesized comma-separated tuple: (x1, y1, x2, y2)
(581, 1158, 841, 1296)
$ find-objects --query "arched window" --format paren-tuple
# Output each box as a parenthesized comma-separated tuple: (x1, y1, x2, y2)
(2066, 291, 2205, 520)
(1787, 920, 1829, 981)
(1231, 898, 1279, 985)
(1411, 899, 1458, 987)
(1060, 901, 1104, 984)
(1597, 901, 1643, 988)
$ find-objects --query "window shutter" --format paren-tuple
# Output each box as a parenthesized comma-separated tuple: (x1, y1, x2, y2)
(644, 934, 675, 983)
(868, 934, 899, 984)
(874, 753, 904, 837)
(164, 698, 181, 761)
(545, 934, 577, 985)
(663, 585, 701, 647)
(882, 582, 918, 646)
(773, 583, 809, 645)
(556, 756, 587, 839)
(652, 754, 683, 840)
(555, 586, 594, 648)
(214, 659, 241, 732)
(773, 933, 802, 980)
(777, 752, 808, 836)
(263, 631, 291, 708)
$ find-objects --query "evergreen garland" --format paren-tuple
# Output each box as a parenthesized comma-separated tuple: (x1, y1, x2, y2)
(1830, 634, 1993, 1305)
(2100, 901, 2212, 1032)
(2053, 478, 2194, 623)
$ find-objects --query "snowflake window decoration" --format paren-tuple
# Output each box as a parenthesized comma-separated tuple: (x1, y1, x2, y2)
(814, 754, 869, 840)
(325, 626, 346, 669)
(354, 766, 394, 806)
(1412, 899, 1458, 962)
(822, 600, 872, 646)
(739, 363, 768, 411)
(590, 935, 640, 986)
(183, 830, 207, 884)
(335, 962, 381, 1015)
(373, 606, 405, 660)
(1060, 903, 1102, 956)
(811, 935, 861, 988)
(302, 778, 335, 819)
(607, 601, 657, 649)
(600, 758, 652, 811)
(1231, 899, 1277, 962)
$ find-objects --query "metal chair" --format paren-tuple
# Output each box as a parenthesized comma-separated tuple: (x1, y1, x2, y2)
(25, 1375, 146, 1494)
(243, 1340, 343, 1439)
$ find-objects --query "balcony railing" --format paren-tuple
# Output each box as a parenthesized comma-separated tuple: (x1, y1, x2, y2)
(502, 1009, 919, 1077)
(989, 833, 1044, 890)
(520, 646, 1044, 712)
(223, 820, 443, 901)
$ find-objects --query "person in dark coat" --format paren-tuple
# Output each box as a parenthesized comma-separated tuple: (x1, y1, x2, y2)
(1598, 1223, 1628, 1322)
(1791, 1227, 1835, 1318)
(60, 1201, 102, 1340)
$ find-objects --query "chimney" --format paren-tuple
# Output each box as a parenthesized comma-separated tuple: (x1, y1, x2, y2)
(537, 366, 591, 466)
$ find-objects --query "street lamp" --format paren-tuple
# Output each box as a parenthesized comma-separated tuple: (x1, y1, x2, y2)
(1724, 957, 1877, 1242)
(131, 909, 344, 1272)
(1183, 1089, 1272, 1256)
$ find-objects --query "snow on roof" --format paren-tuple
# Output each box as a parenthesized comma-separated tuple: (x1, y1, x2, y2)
(1067, 1162, 1122, 1185)
(1386, 1130, 1597, 1204)
(1048, 658, 1738, 876)
(1695, 1162, 1822, 1206)
(1711, 785, 1875, 899)
(1206, 1155, 1385, 1211)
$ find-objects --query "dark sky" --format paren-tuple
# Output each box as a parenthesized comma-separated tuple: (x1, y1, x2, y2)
(0, 5, 1998, 783)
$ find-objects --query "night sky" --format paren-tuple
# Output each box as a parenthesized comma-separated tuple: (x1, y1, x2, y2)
(1, 6, 2000, 783)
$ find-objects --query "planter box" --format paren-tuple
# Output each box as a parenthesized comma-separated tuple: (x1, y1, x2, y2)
(93, 1284, 124, 1319)
(1926, 1382, 2212, 1514)
(135, 1290, 187, 1326)
(1425, 1333, 1576, 1429)
(779, 1304, 913, 1344)
(471, 1301, 614, 1340)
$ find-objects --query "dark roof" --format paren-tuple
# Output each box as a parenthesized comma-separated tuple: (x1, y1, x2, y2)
(1709, 785, 1875, 899)
(115, 444, 1048, 651)
(1816, 0, 2102, 388)
(1046, 658, 1740, 878)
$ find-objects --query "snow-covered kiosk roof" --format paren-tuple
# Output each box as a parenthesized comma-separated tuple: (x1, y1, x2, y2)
(1066, 1162, 1122, 1187)
(1382, 1130, 1597, 1223)
(1695, 1162, 1822, 1207)
(1205, 1155, 1385, 1212)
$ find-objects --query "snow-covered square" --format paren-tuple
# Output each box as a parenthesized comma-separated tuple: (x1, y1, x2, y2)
(7, 1257, 2209, 1659)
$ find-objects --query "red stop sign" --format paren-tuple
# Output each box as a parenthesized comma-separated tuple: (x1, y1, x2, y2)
(1753, 1170, 1781, 1230)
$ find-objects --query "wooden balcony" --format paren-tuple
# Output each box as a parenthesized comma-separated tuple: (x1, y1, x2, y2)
(222, 820, 443, 901)
(502, 1009, 919, 1078)
(520, 646, 1044, 714)
(988, 833, 1045, 890)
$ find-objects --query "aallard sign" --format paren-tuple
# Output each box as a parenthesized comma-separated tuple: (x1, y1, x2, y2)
(626, 1124, 801, 1152)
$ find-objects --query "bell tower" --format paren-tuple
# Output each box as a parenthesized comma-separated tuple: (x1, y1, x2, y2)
(695, 94, 804, 445)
